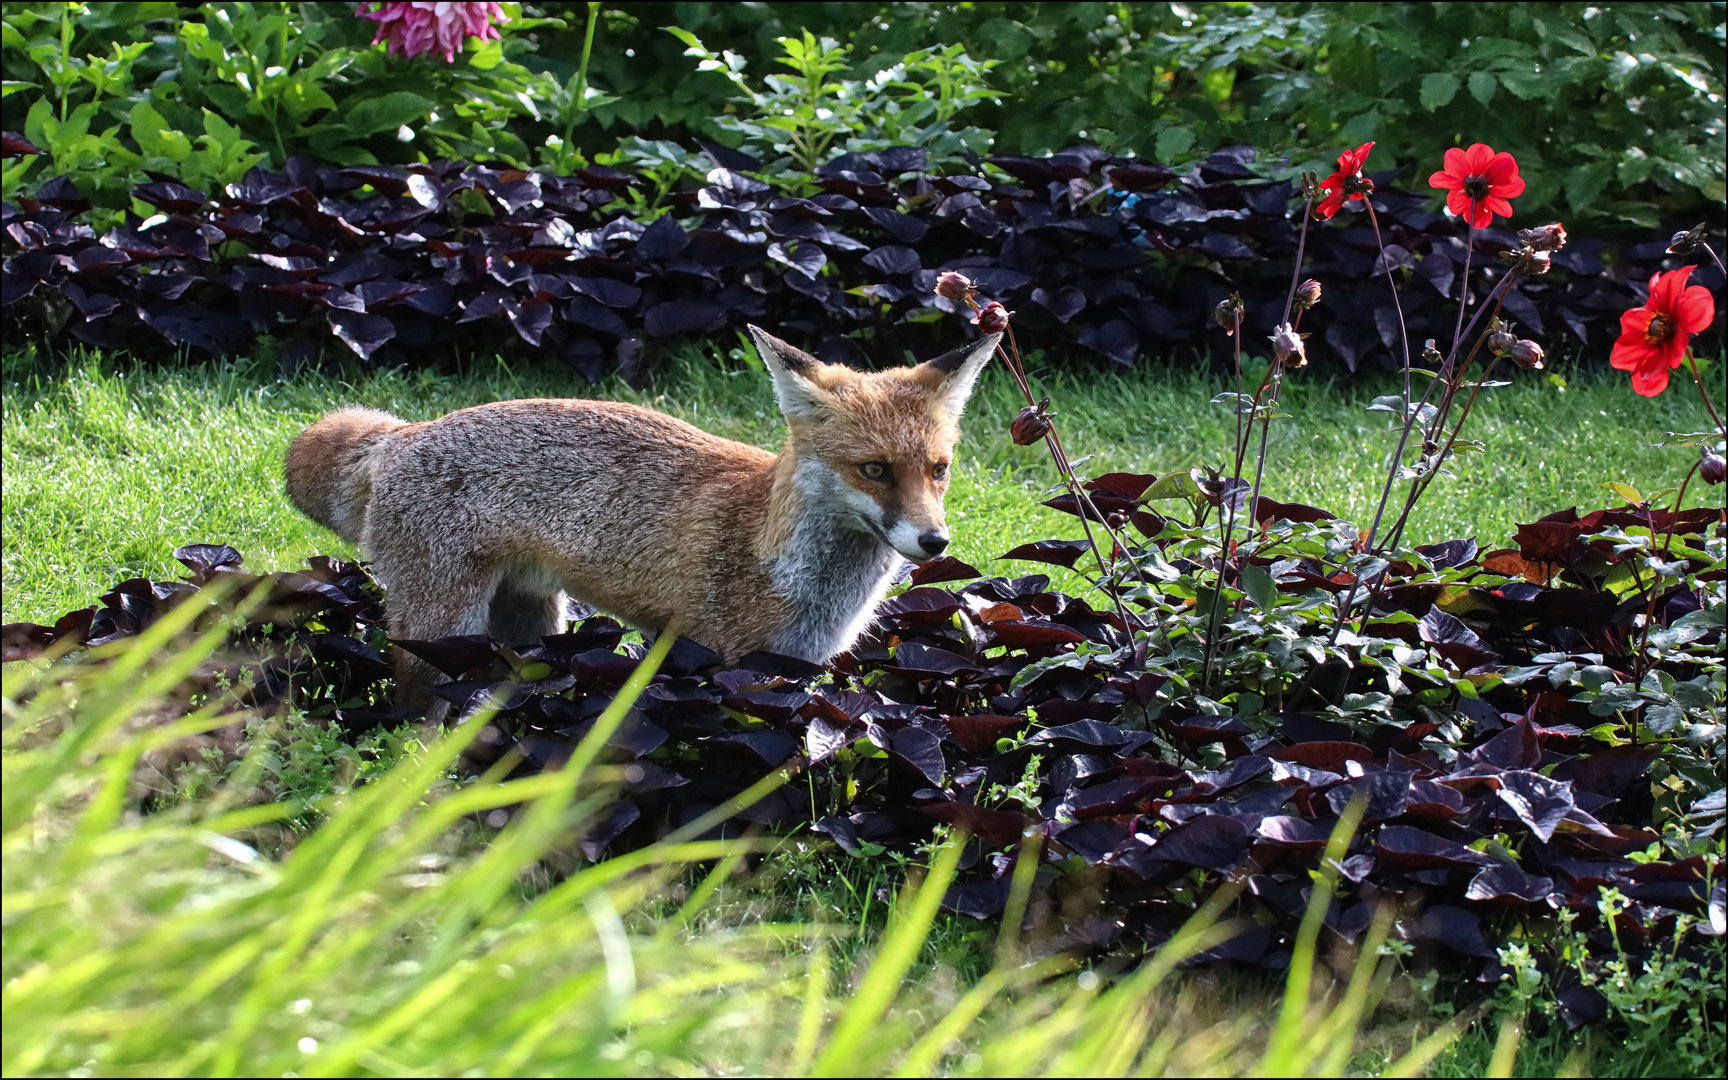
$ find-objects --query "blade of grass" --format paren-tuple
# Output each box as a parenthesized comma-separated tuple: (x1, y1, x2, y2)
(811, 832, 967, 1076)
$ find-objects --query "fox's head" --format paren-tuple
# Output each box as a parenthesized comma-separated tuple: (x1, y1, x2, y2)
(748, 326, 1002, 563)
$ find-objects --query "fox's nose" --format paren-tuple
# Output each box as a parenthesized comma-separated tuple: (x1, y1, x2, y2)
(918, 530, 950, 557)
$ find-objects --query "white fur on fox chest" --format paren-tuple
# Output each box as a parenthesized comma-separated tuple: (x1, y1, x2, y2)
(764, 458, 904, 661)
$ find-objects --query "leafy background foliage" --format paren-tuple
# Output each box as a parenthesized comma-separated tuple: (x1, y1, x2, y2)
(4, 3, 1723, 234)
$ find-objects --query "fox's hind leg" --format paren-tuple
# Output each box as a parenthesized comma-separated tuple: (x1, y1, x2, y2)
(378, 562, 500, 718)
(488, 568, 565, 647)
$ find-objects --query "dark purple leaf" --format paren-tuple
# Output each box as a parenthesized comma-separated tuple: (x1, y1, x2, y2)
(1465, 864, 1554, 905)
(1144, 815, 1251, 871)
(999, 539, 1092, 568)
(634, 214, 690, 260)
(1496, 769, 1574, 842)
(643, 301, 726, 338)
(1401, 904, 1495, 957)
(1550, 746, 1659, 798)
(862, 206, 927, 243)
(326, 309, 396, 359)
(1374, 825, 1494, 871)
(1325, 771, 1412, 823)
(861, 245, 920, 275)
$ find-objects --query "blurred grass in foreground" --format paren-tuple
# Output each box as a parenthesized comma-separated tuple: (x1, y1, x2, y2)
(2, 588, 1481, 1077)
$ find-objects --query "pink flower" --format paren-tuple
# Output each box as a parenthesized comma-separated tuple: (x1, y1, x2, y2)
(356, 2, 508, 63)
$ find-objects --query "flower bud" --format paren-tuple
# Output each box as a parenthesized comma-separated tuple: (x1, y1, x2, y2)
(1214, 293, 1244, 336)
(1294, 279, 1322, 311)
(1422, 338, 1444, 367)
(1523, 249, 1552, 275)
(1510, 339, 1544, 369)
(1011, 397, 1052, 445)
(935, 271, 976, 302)
(1270, 322, 1306, 368)
(1668, 223, 1707, 256)
(1702, 445, 1727, 486)
(1488, 330, 1516, 356)
(972, 300, 1010, 335)
(1516, 223, 1567, 252)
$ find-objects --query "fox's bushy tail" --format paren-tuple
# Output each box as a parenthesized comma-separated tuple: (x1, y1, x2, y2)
(284, 406, 406, 545)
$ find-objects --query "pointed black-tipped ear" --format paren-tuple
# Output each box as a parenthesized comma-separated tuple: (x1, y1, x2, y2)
(917, 332, 1001, 417)
(748, 324, 830, 421)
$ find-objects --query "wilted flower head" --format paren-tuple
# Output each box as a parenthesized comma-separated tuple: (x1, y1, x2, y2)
(1517, 223, 1567, 252)
(1668, 223, 1707, 256)
(1011, 397, 1053, 445)
(1315, 142, 1374, 220)
(1214, 293, 1244, 336)
(1510, 339, 1545, 370)
(1611, 266, 1716, 397)
(1429, 143, 1525, 229)
(1294, 279, 1322, 311)
(1701, 445, 1726, 486)
(1270, 322, 1306, 368)
(357, 2, 509, 62)
(1422, 338, 1444, 367)
(972, 301, 1011, 335)
(935, 271, 977, 303)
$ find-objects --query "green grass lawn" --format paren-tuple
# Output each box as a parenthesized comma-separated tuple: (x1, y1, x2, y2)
(2, 344, 1717, 624)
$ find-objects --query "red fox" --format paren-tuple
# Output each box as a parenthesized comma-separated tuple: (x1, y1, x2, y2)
(284, 326, 1001, 703)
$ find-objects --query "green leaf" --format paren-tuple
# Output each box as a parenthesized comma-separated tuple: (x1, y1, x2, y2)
(1143, 472, 1200, 502)
(1601, 481, 1643, 504)
(1153, 124, 1195, 162)
(1497, 67, 1547, 99)
(1419, 73, 1459, 110)
(344, 91, 435, 137)
(1564, 162, 1610, 211)
(1240, 562, 1278, 611)
(1467, 71, 1497, 105)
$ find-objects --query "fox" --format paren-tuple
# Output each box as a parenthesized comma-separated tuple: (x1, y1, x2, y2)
(283, 326, 1002, 705)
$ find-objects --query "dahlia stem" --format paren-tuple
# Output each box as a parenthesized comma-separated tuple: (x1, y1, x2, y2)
(1451, 200, 1478, 355)
(1367, 202, 1415, 420)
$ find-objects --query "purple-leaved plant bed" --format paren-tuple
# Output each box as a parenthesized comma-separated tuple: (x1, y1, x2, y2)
(5, 494, 1723, 1023)
(3, 142, 1722, 381)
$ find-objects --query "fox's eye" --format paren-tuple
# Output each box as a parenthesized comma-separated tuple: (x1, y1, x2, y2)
(932, 462, 949, 481)
(859, 462, 890, 481)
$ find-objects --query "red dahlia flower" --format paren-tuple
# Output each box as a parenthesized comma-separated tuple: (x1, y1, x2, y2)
(1428, 144, 1524, 229)
(1315, 141, 1374, 219)
(1611, 266, 1715, 397)
(357, 2, 508, 63)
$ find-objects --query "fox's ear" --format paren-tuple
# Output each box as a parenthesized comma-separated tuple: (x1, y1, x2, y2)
(749, 325, 831, 421)
(914, 332, 1001, 417)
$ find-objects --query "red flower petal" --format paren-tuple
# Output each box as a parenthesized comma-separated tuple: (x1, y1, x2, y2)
(1429, 169, 1461, 190)
(1468, 203, 1494, 229)
(1463, 143, 1496, 174)
(1649, 266, 1694, 311)
(1491, 174, 1526, 199)
(1677, 285, 1716, 334)
(1442, 146, 1471, 179)
(1631, 364, 1670, 397)
(1483, 152, 1520, 186)
(1315, 189, 1346, 219)
(1483, 196, 1514, 220)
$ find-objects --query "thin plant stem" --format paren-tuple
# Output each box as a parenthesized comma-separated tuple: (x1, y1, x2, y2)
(1366, 202, 1415, 407)
(1450, 200, 1478, 354)
(1202, 194, 1314, 690)
(1685, 353, 1725, 435)
(1698, 241, 1728, 278)
(988, 321, 1140, 645)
